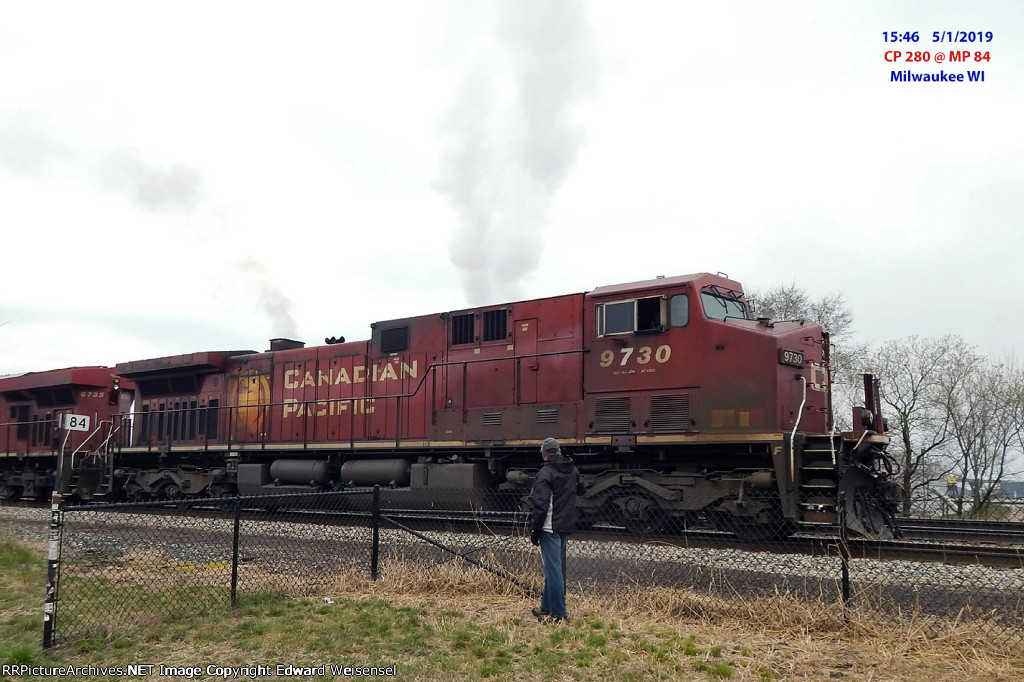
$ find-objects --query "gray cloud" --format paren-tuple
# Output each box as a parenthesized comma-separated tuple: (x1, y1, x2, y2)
(0, 110, 299, 339)
(0, 110, 208, 215)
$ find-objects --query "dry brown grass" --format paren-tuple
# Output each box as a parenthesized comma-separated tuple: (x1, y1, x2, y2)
(313, 559, 1024, 681)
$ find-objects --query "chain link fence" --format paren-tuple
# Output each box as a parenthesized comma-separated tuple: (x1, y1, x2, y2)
(45, 488, 1024, 649)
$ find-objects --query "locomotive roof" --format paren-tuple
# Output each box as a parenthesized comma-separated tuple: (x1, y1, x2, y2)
(116, 350, 256, 378)
(587, 272, 743, 298)
(0, 366, 114, 390)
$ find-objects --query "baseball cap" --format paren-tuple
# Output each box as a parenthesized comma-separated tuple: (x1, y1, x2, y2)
(541, 437, 560, 453)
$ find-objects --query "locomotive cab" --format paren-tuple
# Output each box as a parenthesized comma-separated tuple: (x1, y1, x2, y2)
(576, 273, 897, 539)
(583, 273, 830, 439)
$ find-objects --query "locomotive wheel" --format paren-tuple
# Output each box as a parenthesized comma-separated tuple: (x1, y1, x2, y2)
(158, 482, 183, 501)
(124, 483, 146, 502)
(0, 484, 22, 501)
(612, 495, 666, 535)
(206, 484, 233, 498)
(708, 500, 797, 541)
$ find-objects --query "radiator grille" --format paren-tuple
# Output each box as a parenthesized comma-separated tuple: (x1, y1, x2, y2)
(649, 394, 690, 432)
(594, 397, 631, 433)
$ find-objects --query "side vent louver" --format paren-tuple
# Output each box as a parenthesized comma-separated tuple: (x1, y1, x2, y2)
(482, 412, 502, 426)
(536, 409, 558, 424)
(650, 394, 691, 432)
(594, 397, 631, 433)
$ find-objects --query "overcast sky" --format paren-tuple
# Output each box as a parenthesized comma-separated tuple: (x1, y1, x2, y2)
(1, 1, 1022, 375)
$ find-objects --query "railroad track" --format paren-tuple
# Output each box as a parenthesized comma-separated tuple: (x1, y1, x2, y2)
(7, 500, 1024, 569)
(102, 504, 1024, 569)
(895, 516, 1024, 544)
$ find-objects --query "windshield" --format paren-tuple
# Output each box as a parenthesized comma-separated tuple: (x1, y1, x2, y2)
(700, 291, 748, 321)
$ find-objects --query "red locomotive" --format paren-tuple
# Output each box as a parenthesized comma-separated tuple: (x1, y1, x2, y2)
(0, 366, 133, 500)
(0, 273, 900, 539)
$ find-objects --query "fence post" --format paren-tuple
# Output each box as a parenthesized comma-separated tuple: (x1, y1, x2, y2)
(371, 485, 380, 581)
(42, 492, 63, 648)
(230, 497, 242, 605)
(837, 491, 852, 621)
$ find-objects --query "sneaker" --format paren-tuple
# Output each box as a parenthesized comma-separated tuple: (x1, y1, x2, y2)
(531, 607, 550, 618)
(538, 615, 566, 624)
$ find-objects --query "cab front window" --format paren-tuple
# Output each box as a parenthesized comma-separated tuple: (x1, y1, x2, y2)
(701, 292, 748, 321)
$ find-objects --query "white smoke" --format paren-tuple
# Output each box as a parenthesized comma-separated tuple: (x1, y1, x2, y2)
(233, 256, 299, 340)
(436, 1, 605, 304)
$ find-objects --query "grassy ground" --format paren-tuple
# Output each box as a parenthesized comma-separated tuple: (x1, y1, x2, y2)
(2, 534, 1021, 681)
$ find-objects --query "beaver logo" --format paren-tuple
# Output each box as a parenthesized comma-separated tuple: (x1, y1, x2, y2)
(230, 369, 270, 439)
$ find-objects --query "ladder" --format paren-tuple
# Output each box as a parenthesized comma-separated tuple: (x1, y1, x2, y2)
(797, 435, 839, 525)
(57, 420, 120, 500)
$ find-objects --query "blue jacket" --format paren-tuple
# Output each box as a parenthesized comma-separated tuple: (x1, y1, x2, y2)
(530, 454, 585, 534)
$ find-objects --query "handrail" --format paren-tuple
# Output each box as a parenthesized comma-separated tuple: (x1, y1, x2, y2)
(789, 376, 808, 483)
(111, 347, 590, 448)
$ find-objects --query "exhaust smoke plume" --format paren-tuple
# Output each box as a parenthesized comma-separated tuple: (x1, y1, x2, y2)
(436, 1, 605, 304)
(234, 257, 299, 340)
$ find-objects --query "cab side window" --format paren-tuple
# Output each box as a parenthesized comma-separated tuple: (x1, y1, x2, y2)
(670, 294, 689, 327)
(596, 296, 665, 336)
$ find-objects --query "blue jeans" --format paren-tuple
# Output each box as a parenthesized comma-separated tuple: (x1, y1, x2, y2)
(539, 531, 568, 618)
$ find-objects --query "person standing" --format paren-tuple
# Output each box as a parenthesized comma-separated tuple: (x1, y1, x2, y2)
(529, 437, 585, 623)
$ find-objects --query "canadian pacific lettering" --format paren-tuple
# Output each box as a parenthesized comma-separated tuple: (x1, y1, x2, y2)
(284, 360, 418, 389)
(283, 397, 375, 417)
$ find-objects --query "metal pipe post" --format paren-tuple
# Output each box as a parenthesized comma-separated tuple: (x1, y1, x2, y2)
(43, 492, 63, 648)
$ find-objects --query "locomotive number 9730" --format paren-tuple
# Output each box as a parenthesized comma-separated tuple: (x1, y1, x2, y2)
(599, 345, 673, 367)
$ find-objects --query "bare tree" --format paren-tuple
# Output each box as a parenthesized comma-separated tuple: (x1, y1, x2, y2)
(747, 283, 854, 338)
(868, 335, 974, 515)
(939, 354, 1024, 517)
(747, 283, 866, 428)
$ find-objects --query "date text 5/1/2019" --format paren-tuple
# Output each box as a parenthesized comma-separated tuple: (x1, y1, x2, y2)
(883, 31, 993, 43)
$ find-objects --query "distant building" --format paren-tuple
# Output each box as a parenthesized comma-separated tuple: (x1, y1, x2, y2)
(915, 480, 1024, 517)
(996, 480, 1024, 499)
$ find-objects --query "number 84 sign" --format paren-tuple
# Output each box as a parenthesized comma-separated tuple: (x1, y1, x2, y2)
(61, 414, 91, 431)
